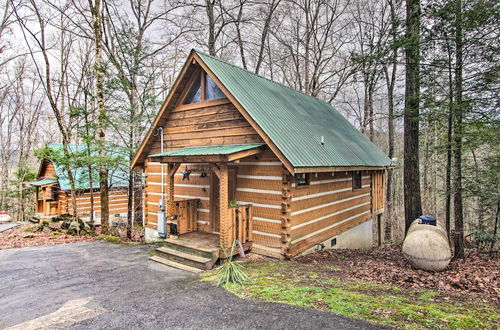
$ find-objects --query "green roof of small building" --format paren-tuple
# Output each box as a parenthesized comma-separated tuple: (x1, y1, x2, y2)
(39, 143, 129, 191)
(195, 50, 392, 168)
(150, 144, 264, 157)
(30, 178, 58, 187)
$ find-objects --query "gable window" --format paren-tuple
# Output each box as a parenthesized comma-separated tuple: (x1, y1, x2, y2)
(205, 74, 226, 100)
(296, 173, 310, 186)
(352, 171, 362, 190)
(183, 70, 226, 105)
(183, 74, 201, 104)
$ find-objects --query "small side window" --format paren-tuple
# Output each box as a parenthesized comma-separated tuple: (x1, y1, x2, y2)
(352, 171, 362, 190)
(296, 173, 310, 186)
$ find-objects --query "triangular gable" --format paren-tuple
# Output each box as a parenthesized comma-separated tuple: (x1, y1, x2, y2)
(131, 50, 293, 173)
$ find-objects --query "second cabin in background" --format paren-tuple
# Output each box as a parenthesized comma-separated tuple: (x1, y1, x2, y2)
(132, 49, 393, 271)
(31, 143, 130, 222)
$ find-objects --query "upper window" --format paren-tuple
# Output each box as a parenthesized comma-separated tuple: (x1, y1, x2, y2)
(205, 74, 226, 100)
(183, 75, 201, 104)
(183, 71, 225, 105)
(296, 173, 310, 186)
(352, 171, 362, 190)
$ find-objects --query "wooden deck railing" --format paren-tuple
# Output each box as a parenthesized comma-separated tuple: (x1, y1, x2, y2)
(227, 204, 253, 246)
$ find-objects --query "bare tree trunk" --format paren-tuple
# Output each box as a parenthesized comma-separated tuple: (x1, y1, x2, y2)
(491, 201, 499, 251)
(445, 37, 454, 240)
(126, 152, 134, 239)
(403, 0, 423, 233)
(206, 0, 216, 56)
(133, 168, 143, 228)
(453, 0, 464, 260)
(255, 0, 281, 74)
(90, 0, 109, 234)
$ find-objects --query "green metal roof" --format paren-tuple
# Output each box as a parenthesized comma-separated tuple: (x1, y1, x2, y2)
(150, 144, 264, 157)
(31, 178, 58, 187)
(195, 50, 392, 168)
(40, 143, 129, 191)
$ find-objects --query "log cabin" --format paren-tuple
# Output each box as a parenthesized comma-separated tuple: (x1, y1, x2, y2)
(132, 50, 393, 272)
(31, 143, 129, 220)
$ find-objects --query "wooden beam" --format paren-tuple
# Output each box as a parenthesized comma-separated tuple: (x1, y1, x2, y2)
(200, 70, 206, 101)
(218, 163, 229, 249)
(168, 163, 180, 178)
(155, 155, 229, 163)
(211, 164, 221, 179)
(226, 147, 263, 161)
(173, 98, 230, 112)
(166, 163, 178, 217)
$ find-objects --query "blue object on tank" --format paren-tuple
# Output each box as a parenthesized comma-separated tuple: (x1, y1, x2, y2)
(419, 215, 437, 226)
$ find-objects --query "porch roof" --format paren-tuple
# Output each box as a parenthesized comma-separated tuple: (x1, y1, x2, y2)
(30, 178, 58, 187)
(149, 144, 264, 162)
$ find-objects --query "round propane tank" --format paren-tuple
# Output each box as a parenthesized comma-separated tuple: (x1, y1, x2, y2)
(402, 216, 451, 272)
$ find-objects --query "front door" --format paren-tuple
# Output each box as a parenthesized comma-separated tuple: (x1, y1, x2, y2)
(210, 168, 236, 233)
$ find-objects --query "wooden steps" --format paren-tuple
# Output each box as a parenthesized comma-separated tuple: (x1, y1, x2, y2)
(149, 235, 220, 273)
(149, 255, 203, 274)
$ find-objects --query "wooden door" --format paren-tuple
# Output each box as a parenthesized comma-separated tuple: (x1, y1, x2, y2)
(211, 168, 236, 233)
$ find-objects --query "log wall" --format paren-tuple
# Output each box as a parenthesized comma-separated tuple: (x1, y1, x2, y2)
(144, 161, 212, 232)
(234, 150, 284, 258)
(287, 171, 373, 257)
(61, 189, 129, 216)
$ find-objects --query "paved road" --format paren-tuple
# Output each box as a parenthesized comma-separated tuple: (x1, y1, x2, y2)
(0, 242, 388, 329)
(0, 222, 24, 233)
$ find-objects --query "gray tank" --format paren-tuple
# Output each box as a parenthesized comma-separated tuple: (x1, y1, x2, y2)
(402, 217, 452, 272)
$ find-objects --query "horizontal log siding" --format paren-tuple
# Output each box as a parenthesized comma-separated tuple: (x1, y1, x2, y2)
(288, 172, 373, 257)
(235, 151, 284, 258)
(65, 189, 129, 216)
(149, 101, 263, 154)
(144, 161, 211, 232)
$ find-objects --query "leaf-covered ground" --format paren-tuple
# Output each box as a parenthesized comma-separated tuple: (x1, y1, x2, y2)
(202, 247, 499, 329)
(295, 245, 499, 301)
(0, 222, 144, 250)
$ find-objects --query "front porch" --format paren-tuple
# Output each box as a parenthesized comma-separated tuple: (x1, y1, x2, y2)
(149, 144, 262, 271)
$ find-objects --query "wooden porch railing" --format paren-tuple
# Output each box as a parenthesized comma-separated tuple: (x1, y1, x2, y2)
(227, 204, 253, 247)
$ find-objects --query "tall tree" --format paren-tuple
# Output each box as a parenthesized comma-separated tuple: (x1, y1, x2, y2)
(452, 0, 464, 259)
(89, 0, 110, 234)
(383, 0, 402, 241)
(12, 0, 82, 219)
(403, 0, 423, 232)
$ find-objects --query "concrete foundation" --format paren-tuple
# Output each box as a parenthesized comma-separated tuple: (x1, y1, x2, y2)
(299, 219, 374, 256)
(145, 227, 161, 243)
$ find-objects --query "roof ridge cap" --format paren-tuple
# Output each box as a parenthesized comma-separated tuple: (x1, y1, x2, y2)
(193, 49, 334, 108)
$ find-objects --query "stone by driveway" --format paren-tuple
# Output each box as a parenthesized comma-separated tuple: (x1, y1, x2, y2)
(0, 242, 389, 329)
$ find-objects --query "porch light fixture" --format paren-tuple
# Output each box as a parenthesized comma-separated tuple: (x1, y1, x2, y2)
(200, 171, 207, 178)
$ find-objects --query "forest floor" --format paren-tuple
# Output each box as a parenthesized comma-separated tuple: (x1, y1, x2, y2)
(203, 246, 499, 329)
(0, 222, 144, 250)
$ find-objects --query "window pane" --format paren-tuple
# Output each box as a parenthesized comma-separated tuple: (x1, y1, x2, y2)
(353, 172, 362, 189)
(205, 74, 226, 100)
(184, 75, 201, 104)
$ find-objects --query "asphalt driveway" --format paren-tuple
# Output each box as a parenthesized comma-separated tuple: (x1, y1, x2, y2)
(0, 242, 388, 329)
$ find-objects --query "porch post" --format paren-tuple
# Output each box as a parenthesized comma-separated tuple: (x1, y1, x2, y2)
(166, 163, 179, 218)
(218, 163, 229, 249)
